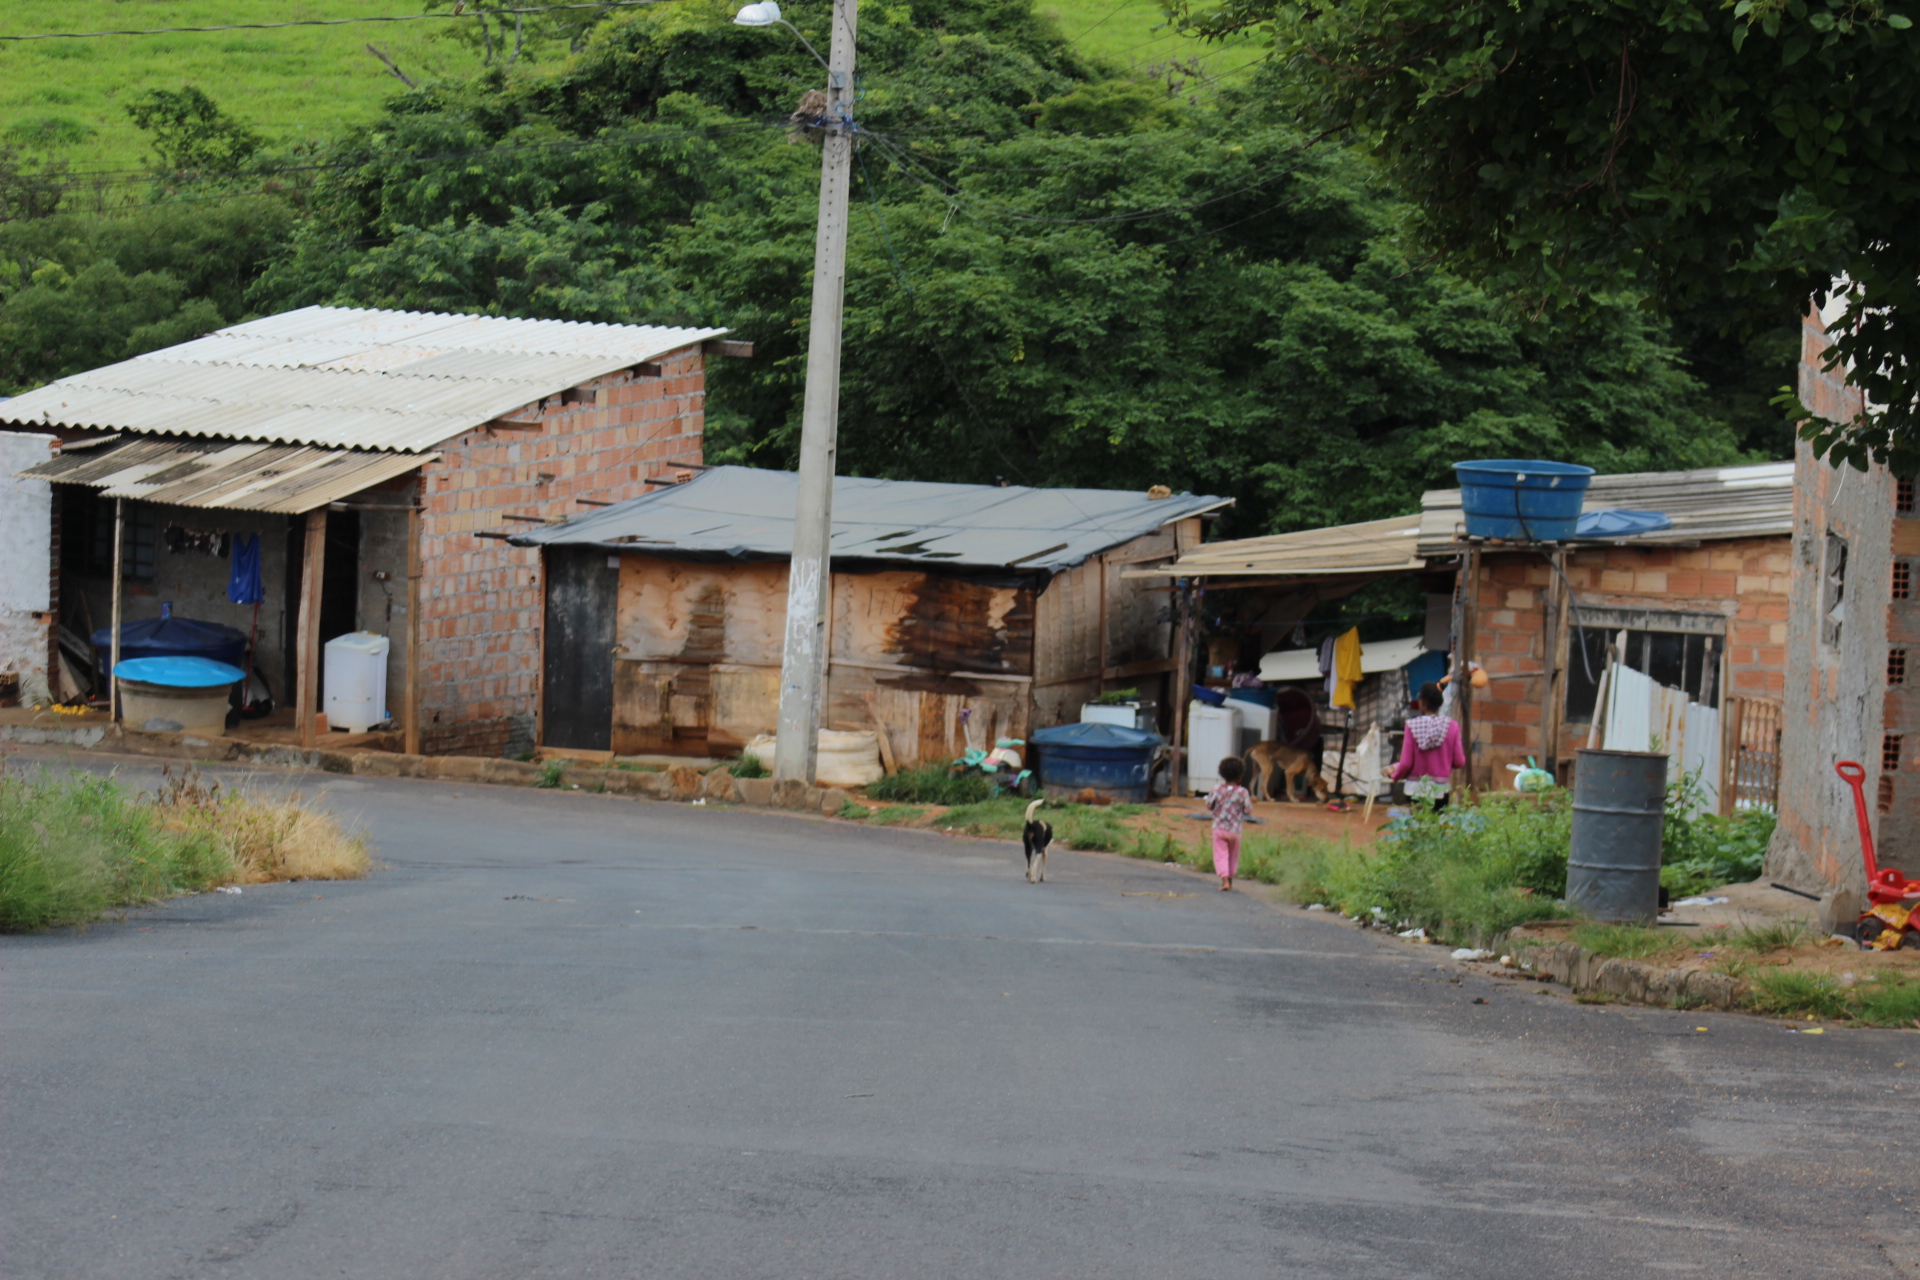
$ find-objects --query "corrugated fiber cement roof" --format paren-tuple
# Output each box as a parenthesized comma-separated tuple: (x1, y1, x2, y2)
(0, 306, 728, 454)
(511, 466, 1231, 572)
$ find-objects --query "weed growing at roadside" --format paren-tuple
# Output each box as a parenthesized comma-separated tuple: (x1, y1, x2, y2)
(1058, 809, 1129, 851)
(837, 801, 870, 820)
(1570, 922, 1674, 960)
(535, 760, 567, 789)
(866, 766, 991, 807)
(729, 753, 769, 779)
(1661, 771, 1775, 897)
(867, 805, 926, 826)
(938, 798, 1030, 839)
(1854, 976, 1920, 1027)
(1746, 969, 1852, 1020)
(1726, 920, 1809, 954)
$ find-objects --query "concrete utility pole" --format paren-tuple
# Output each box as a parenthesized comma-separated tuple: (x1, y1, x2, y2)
(773, 0, 858, 787)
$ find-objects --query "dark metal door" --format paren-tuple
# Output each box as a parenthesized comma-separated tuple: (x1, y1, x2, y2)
(542, 548, 619, 750)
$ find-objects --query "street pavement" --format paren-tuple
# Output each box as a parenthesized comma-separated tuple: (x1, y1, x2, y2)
(2, 749, 1917, 1279)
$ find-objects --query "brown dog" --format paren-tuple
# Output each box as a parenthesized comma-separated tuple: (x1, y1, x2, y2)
(1243, 740, 1330, 803)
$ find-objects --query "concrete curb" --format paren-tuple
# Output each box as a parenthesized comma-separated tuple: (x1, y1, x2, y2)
(16, 723, 851, 815)
(1519, 939, 1747, 1010)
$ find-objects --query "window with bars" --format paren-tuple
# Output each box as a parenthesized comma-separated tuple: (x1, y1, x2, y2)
(1901, 478, 1917, 515)
(1893, 649, 1910, 686)
(1898, 560, 1914, 602)
(1885, 733, 1904, 773)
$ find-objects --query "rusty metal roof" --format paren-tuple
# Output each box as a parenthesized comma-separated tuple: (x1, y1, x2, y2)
(511, 465, 1231, 572)
(0, 306, 728, 454)
(1416, 461, 1795, 555)
(18, 435, 432, 514)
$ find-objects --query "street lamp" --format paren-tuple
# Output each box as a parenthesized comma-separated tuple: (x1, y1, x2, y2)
(737, 0, 858, 791)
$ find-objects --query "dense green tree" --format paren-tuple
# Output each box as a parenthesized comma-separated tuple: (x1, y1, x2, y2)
(1165, 0, 1920, 472)
(248, 2, 1753, 535)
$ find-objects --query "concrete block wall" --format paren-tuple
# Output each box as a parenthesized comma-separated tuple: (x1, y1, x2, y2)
(412, 345, 708, 757)
(1465, 538, 1790, 783)
(0, 432, 55, 703)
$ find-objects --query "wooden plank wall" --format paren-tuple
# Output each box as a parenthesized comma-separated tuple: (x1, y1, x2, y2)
(1030, 525, 1191, 732)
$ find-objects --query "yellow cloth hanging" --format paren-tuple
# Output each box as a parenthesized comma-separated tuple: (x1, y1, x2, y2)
(1332, 627, 1363, 709)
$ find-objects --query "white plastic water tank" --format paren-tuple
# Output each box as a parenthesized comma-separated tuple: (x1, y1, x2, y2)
(324, 631, 390, 733)
(1186, 701, 1242, 795)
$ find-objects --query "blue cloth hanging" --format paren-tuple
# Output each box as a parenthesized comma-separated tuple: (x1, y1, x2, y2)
(228, 533, 263, 605)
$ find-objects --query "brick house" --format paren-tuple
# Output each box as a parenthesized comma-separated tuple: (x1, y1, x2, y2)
(1767, 301, 1917, 899)
(1146, 463, 1794, 798)
(0, 305, 742, 756)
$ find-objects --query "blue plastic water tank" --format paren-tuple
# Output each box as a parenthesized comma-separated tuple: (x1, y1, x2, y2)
(1031, 721, 1163, 802)
(113, 656, 246, 689)
(92, 616, 248, 682)
(1453, 459, 1594, 542)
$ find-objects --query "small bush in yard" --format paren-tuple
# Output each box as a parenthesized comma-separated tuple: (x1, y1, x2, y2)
(1661, 772, 1775, 897)
(866, 765, 990, 807)
(1307, 795, 1572, 945)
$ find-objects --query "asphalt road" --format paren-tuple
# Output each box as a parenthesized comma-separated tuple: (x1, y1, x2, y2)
(3, 749, 1918, 1279)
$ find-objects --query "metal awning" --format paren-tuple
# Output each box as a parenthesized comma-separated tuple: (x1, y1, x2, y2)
(18, 436, 433, 514)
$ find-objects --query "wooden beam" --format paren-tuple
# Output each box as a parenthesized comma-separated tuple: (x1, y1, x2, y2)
(296, 509, 328, 749)
(560, 386, 598, 405)
(109, 498, 124, 722)
(404, 503, 422, 756)
(703, 339, 754, 359)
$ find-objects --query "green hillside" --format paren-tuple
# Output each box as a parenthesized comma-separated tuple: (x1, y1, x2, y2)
(0, 1, 1252, 179)
(0, 2, 490, 174)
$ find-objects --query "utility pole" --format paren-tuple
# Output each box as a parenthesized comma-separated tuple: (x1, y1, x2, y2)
(773, 0, 858, 787)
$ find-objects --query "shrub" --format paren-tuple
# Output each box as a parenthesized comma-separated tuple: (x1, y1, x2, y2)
(865, 765, 991, 806)
(730, 752, 769, 779)
(535, 759, 567, 789)
(1661, 773, 1775, 897)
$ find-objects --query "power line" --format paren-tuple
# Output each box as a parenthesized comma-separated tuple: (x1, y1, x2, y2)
(0, 0, 667, 42)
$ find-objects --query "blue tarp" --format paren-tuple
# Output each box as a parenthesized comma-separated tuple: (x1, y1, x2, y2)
(93, 616, 248, 682)
(1574, 509, 1673, 539)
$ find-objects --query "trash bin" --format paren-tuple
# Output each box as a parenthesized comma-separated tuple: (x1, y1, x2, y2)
(1567, 748, 1668, 923)
(323, 632, 390, 733)
(1031, 721, 1162, 804)
(114, 656, 245, 734)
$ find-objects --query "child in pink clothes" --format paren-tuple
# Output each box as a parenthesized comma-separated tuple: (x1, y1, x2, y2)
(1207, 756, 1254, 891)
(1393, 681, 1466, 810)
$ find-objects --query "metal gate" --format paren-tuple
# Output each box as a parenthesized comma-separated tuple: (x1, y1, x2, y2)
(541, 548, 620, 750)
(1720, 696, 1783, 814)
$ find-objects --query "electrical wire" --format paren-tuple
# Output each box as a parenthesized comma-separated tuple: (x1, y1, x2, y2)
(0, 0, 671, 42)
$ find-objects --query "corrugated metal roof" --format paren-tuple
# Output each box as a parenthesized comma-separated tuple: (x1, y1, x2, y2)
(19, 436, 432, 514)
(0, 306, 729, 454)
(1417, 461, 1794, 555)
(510, 466, 1232, 572)
(1127, 514, 1425, 581)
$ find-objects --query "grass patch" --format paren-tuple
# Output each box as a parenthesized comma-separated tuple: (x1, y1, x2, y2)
(0, 767, 367, 931)
(535, 759, 567, 789)
(612, 761, 665, 773)
(1570, 922, 1673, 960)
(729, 752, 768, 779)
(837, 800, 870, 820)
(1057, 809, 1129, 851)
(1746, 969, 1853, 1020)
(866, 805, 926, 826)
(1855, 976, 1920, 1028)
(939, 797, 1031, 839)
(866, 765, 991, 807)
(1724, 920, 1810, 954)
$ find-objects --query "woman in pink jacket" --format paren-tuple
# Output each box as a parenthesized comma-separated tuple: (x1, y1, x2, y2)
(1392, 682, 1466, 811)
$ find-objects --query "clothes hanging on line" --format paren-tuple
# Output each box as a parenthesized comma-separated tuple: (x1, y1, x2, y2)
(1331, 627, 1363, 709)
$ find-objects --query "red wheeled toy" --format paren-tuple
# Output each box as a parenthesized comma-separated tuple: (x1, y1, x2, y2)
(1836, 760, 1920, 948)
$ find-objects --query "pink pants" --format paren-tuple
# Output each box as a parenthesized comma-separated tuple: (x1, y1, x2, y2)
(1212, 830, 1240, 878)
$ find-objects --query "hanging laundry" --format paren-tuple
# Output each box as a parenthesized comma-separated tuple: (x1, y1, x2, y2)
(228, 533, 263, 605)
(1318, 634, 1337, 701)
(1332, 626, 1363, 709)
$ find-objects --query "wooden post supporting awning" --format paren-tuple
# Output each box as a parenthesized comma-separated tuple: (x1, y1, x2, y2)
(296, 510, 328, 749)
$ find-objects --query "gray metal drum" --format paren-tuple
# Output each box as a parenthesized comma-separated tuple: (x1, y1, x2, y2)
(1568, 749, 1668, 923)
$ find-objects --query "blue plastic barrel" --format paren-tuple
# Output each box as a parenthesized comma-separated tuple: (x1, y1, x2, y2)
(1453, 459, 1595, 542)
(1030, 721, 1163, 803)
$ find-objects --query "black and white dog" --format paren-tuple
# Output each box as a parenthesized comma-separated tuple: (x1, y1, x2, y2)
(1022, 798, 1052, 883)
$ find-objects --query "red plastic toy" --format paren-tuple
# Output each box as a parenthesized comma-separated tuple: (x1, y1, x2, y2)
(1836, 760, 1920, 904)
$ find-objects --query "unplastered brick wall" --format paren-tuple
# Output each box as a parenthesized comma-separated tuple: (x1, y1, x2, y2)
(1465, 538, 1790, 781)
(413, 345, 707, 756)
